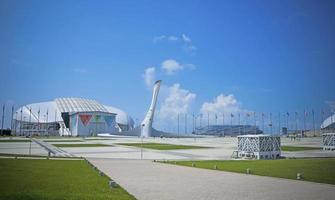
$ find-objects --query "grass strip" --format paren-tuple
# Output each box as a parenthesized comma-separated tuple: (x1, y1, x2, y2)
(0, 139, 30, 142)
(117, 142, 208, 150)
(164, 158, 335, 185)
(281, 146, 322, 151)
(0, 158, 135, 200)
(53, 143, 112, 148)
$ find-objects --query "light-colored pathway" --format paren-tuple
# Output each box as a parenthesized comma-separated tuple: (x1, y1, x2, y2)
(88, 158, 335, 200)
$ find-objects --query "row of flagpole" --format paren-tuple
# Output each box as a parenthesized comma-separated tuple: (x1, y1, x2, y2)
(0, 103, 55, 135)
(169, 110, 334, 135)
(0, 102, 334, 135)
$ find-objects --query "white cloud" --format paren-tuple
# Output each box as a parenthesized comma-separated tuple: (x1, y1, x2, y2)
(182, 34, 196, 54)
(184, 45, 197, 54)
(161, 59, 195, 75)
(182, 34, 191, 43)
(168, 36, 179, 41)
(153, 35, 166, 43)
(200, 94, 246, 114)
(153, 34, 197, 54)
(142, 67, 156, 88)
(161, 59, 183, 75)
(157, 83, 196, 121)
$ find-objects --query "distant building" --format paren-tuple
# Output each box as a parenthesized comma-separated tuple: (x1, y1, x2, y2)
(13, 97, 134, 137)
(193, 125, 262, 136)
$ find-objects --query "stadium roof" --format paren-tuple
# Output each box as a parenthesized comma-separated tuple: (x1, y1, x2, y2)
(55, 98, 108, 113)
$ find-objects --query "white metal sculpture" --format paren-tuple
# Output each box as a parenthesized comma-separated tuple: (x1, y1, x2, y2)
(141, 80, 161, 137)
(323, 133, 335, 150)
(237, 134, 281, 159)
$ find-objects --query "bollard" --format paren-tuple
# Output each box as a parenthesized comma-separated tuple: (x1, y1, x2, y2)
(214, 165, 218, 170)
(297, 173, 303, 180)
(109, 180, 118, 188)
(246, 168, 251, 174)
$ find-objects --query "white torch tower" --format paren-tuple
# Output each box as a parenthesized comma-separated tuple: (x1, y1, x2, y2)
(141, 80, 161, 137)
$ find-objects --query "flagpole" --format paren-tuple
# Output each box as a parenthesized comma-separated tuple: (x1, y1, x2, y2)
(254, 112, 256, 134)
(192, 113, 195, 133)
(185, 113, 187, 134)
(29, 107, 32, 136)
(312, 110, 315, 137)
(262, 113, 264, 133)
(1, 103, 5, 136)
(177, 113, 179, 137)
(278, 112, 281, 135)
(207, 112, 209, 127)
(37, 107, 40, 135)
(286, 112, 290, 134)
(303, 110, 306, 136)
(230, 113, 233, 135)
(20, 108, 23, 135)
(46, 109, 49, 136)
(238, 113, 240, 135)
(295, 112, 298, 135)
(270, 112, 273, 135)
(222, 113, 224, 125)
(321, 109, 324, 134)
(10, 105, 14, 136)
(14, 112, 17, 135)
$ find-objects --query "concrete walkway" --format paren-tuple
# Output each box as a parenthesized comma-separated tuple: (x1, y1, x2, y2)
(88, 158, 335, 200)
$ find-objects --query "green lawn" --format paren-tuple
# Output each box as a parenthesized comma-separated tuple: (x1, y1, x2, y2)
(0, 153, 80, 159)
(281, 146, 322, 151)
(0, 158, 135, 200)
(118, 142, 208, 150)
(0, 139, 30, 142)
(164, 158, 335, 185)
(44, 140, 83, 142)
(53, 143, 112, 148)
(84, 138, 115, 140)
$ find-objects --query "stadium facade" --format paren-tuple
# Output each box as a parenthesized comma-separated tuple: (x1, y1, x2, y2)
(321, 113, 335, 131)
(194, 125, 263, 136)
(13, 98, 134, 137)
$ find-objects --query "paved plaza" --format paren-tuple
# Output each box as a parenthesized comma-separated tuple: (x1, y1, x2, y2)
(1, 137, 335, 160)
(1, 136, 335, 200)
(89, 158, 335, 200)
(9, 136, 332, 160)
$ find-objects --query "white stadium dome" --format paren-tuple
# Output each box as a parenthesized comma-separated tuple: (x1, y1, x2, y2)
(321, 113, 335, 130)
(13, 97, 134, 136)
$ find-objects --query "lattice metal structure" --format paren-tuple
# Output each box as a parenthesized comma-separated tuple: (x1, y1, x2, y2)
(55, 98, 108, 113)
(237, 134, 281, 159)
(322, 133, 335, 151)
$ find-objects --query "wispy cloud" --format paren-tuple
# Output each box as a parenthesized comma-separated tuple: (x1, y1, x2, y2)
(153, 35, 179, 43)
(142, 67, 156, 88)
(153, 34, 197, 54)
(161, 59, 195, 75)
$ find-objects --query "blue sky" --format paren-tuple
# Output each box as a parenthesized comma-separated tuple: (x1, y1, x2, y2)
(0, 0, 335, 131)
